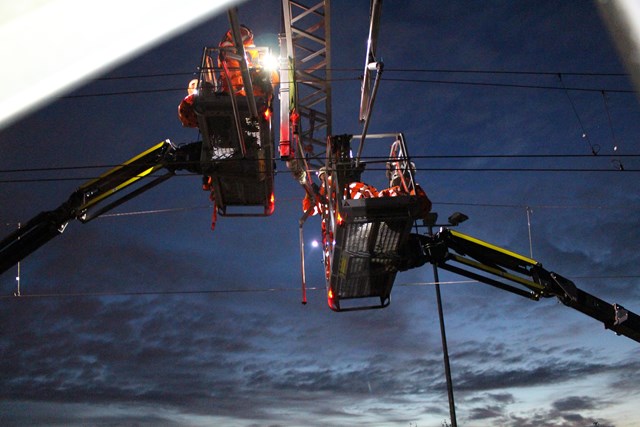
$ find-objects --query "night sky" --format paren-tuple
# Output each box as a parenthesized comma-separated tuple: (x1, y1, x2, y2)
(2, 1, 640, 426)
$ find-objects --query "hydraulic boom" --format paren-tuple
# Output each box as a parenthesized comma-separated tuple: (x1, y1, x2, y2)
(419, 227, 640, 343)
(0, 140, 201, 275)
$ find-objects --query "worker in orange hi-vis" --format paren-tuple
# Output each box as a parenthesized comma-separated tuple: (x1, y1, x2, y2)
(302, 167, 379, 279)
(302, 167, 330, 219)
(178, 25, 280, 127)
(379, 161, 432, 220)
(178, 27, 255, 126)
(302, 167, 379, 216)
(177, 79, 200, 128)
(301, 167, 332, 280)
(302, 167, 378, 275)
(218, 25, 279, 97)
(218, 25, 258, 96)
(178, 25, 254, 127)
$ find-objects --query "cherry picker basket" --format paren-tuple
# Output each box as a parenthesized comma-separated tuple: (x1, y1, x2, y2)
(304, 133, 426, 311)
(327, 194, 420, 311)
(193, 46, 276, 216)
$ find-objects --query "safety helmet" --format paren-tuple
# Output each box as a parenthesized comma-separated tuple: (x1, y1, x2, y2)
(187, 78, 198, 95)
(178, 94, 198, 128)
(240, 25, 254, 45)
(219, 25, 254, 48)
(317, 167, 327, 178)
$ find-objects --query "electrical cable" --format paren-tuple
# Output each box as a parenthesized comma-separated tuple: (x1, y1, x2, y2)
(3, 275, 638, 301)
(95, 68, 630, 81)
(61, 78, 636, 98)
(0, 167, 636, 185)
(2, 153, 640, 178)
(380, 77, 635, 94)
(58, 65, 637, 99)
(0, 166, 637, 185)
(601, 90, 626, 171)
(382, 68, 629, 77)
(557, 73, 599, 155)
(3, 153, 640, 174)
(2, 195, 633, 233)
(0, 286, 320, 300)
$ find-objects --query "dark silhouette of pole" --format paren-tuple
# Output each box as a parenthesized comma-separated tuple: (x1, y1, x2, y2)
(430, 221, 458, 427)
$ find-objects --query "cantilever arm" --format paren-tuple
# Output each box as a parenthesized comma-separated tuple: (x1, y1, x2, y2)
(0, 140, 202, 275)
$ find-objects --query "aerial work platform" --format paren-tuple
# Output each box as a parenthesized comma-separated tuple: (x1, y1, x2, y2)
(298, 133, 429, 311)
(193, 44, 276, 217)
(328, 195, 420, 311)
(194, 91, 274, 216)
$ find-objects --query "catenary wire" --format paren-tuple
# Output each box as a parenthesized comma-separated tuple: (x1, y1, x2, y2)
(2, 276, 638, 301)
(380, 77, 635, 94)
(62, 78, 636, 98)
(0, 196, 631, 231)
(1, 153, 640, 178)
(0, 164, 638, 185)
(94, 68, 630, 81)
(2, 153, 640, 174)
(557, 74, 598, 154)
(62, 66, 636, 98)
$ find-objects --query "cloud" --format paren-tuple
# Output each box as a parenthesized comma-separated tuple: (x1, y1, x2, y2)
(453, 360, 605, 392)
(468, 404, 504, 420)
(460, 394, 615, 427)
(553, 395, 598, 412)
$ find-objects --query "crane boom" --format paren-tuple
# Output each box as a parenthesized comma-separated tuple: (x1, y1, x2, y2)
(0, 140, 201, 275)
(421, 228, 640, 343)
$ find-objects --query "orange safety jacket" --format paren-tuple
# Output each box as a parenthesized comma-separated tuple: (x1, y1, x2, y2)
(378, 184, 432, 220)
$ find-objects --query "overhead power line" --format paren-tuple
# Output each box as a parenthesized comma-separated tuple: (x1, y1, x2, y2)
(2, 153, 639, 175)
(60, 67, 635, 99)
(2, 274, 638, 301)
(62, 78, 634, 99)
(0, 286, 311, 300)
(2, 198, 636, 237)
(414, 167, 639, 172)
(382, 68, 629, 77)
(96, 68, 630, 81)
(381, 77, 635, 94)
(0, 166, 636, 185)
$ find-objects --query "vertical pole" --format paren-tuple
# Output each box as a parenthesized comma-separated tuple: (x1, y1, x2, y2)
(298, 219, 307, 304)
(7, 223, 22, 297)
(526, 206, 533, 258)
(16, 259, 20, 296)
(15, 222, 21, 297)
(430, 224, 457, 427)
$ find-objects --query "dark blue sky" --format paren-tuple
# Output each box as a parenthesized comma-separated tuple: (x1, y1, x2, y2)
(2, 1, 640, 426)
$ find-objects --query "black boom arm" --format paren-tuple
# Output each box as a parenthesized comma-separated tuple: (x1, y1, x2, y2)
(0, 140, 202, 275)
(421, 228, 640, 343)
